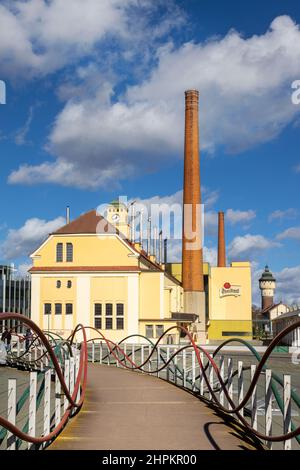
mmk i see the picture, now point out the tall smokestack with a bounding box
[218,211,226,267]
[182,90,206,342]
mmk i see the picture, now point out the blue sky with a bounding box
[0,0,300,304]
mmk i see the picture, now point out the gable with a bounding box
[31,233,139,268]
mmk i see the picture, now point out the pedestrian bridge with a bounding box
[0,313,300,451]
[49,364,261,450]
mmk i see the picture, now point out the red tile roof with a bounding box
[53,210,118,235]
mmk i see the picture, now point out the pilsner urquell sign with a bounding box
[219,282,241,298]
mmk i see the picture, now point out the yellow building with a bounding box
[166,261,252,341]
[29,205,187,343]
[30,200,252,343]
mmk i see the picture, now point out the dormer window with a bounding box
[56,243,63,262]
[66,243,73,262]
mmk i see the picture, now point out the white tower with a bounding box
[106,200,130,239]
[259,265,276,310]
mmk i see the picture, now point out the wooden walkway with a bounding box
[48,364,263,450]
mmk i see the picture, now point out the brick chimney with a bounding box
[217,211,226,267]
[182,90,206,342]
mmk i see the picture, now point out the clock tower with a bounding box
[106,200,130,240]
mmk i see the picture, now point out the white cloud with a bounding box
[225,209,256,225]
[228,234,281,260]
[0,0,184,79]
[9,15,300,189]
[275,266,300,304]
[0,216,65,260]
[268,208,299,222]
[277,226,300,240]
[16,263,32,277]
[130,188,219,241]
[0,0,135,78]
[164,239,217,265]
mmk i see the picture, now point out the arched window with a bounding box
[56,243,63,262]
[66,243,73,262]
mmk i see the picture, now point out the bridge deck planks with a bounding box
[48,364,263,450]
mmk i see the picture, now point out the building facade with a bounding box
[166,261,252,341]
[0,265,31,332]
[29,208,186,343]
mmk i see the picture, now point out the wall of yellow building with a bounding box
[139,272,162,320]
[166,262,209,282]
[32,234,138,268]
[208,320,253,341]
[39,276,77,332]
[139,320,179,343]
[208,263,252,340]
[89,276,129,343]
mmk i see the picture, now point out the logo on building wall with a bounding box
[219,282,241,298]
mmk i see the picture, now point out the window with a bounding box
[56,280,61,288]
[94,303,102,329]
[66,243,73,262]
[56,243,63,262]
[44,303,51,315]
[146,325,154,338]
[55,303,62,315]
[66,303,73,315]
[105,303,113,329]
[67,280,72,289]
[156,325,164,338]
[116,303,124,330]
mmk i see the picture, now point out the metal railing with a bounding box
[86,322,300,450]
[0,313,87,450]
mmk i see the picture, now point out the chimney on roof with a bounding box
[217,211,226,267]
[66,206,70,225]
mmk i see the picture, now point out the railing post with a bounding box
[200,352,204,396]
[251,364,257,431]
[75,353,80,404]
[166,346,170,382]
[92,341,95,363]
[132,344,135,370]
[183,349,186,387]
[148,345,152,374]
[55,372,61,428]
[174,348,178,384]
[141,345,145,374]
[7,379,16,450]
[192,349,196,391]
[157,346,160,378]
[283,374,292,450]
[69,357,75,396]
[107,345,111,366]
[219,356,224,406]
[238,361,244,419]
[43,370,51,445]
[265,369,272,449]
[64,359,70,413]
[100,341,103,364]
[28,371,37,450]
[227,357,233,409]
[208,362,213,400]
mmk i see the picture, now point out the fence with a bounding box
[86,321,300,451]
[0,313,87,450]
